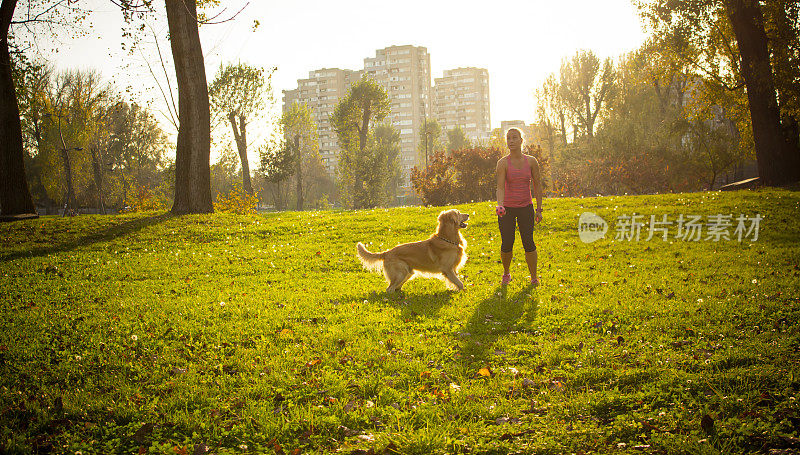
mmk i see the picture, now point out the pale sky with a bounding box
[35,0,648,162]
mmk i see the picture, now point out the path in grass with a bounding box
[1,189,799,454]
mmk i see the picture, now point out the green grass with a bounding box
[1,188,799,454]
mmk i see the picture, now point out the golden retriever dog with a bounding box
[356,209,469,293]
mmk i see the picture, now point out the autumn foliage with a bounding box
[214,184,259,214]
[124,184,170,213]
[411,145,550,206]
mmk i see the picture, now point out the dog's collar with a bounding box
[436,234,460,246]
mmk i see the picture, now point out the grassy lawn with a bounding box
[1,188,799,454]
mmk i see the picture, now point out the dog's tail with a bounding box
[356,242,385,272]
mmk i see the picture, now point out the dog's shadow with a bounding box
[457,284,540,366]
[341,289,453,320]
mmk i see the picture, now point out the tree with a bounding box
[258,139,295,210]
[281,102,318,210]
[105,101,170,208]
[450,146,503,202]
[15,58,53,206]
[410,150,455,206]
[535,74,570,149]
[558,50,615,143]
[63,70,113,213]
[418,117,444,164]
[1,0,90,217]
[487,128,507,151]
[210,143,239,199]
[330,76,390,209]
[1,0,35,217]
[446,126,471,152]
[370,123,402,204]
[164,0,212,213]
[411,145,507,205]
[209,62,274,195]
[638,0,800,185]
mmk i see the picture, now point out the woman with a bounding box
[495,127,543,286]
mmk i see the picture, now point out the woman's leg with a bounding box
[498,209,516,276]
[501,251,513,275]
[525,250,538,283]
[517,205,538,282]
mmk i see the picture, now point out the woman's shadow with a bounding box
[457,284,539,366]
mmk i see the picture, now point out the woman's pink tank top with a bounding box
[504,158,532,208]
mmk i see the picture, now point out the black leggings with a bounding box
[498,204,536,253]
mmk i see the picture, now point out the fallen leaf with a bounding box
[548,380,565,392]
[477,367,493,378]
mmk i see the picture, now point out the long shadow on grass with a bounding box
[457,285,539,366]
[341,289,453,320]
[0,213,174,262]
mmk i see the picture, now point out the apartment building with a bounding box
[433,67,491,142]
[500,120,538,145]
[363,45,432,187]
[283,46,432,192]
[282,68,361,174]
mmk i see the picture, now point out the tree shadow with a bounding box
[0,213,175,262]
[339,289,454,320]
[457,284,540,366]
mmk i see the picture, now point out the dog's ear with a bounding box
[449,210,460,225]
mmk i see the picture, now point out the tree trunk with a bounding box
[558,112,567,146]
[294,134,303,210]
[268,181,283,210]
[60,147,76,215]
[121,168,127,211]
[90,146,105,214]
[0,0,37,218]
[584,96,594,142]
[166,0,212,214]
[228,112,253,195]
[725,0,800,185]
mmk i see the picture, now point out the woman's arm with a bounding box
[496,158,506,207]
[530,157,543,219]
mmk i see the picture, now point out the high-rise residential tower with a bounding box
[363,45,432,191]
[282,68,361,174]
[432,67,491,142]
[283,46,431,193]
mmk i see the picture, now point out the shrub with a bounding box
[214,185,259,214]
[124,184,170,212]
[410,150,456,206]
[412,145,549,206]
